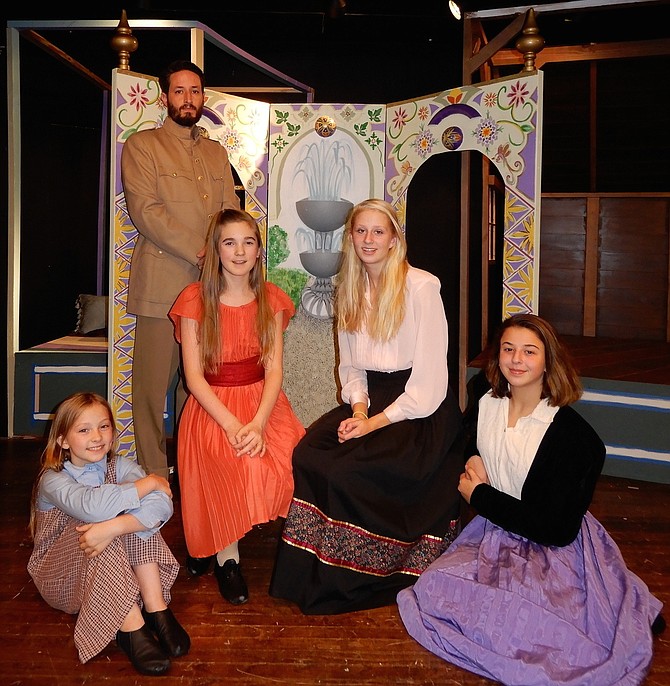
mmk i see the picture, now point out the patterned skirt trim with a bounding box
[281,497,459,578]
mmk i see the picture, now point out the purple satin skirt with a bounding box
[398,512,662,686]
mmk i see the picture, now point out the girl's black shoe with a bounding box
[116,625,171,675]
[142,607,191,657]
[214,559,249,605]
[186,554,214,576]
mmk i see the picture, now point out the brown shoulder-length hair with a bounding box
[485,313,583,406]
[29,392,116,540]
[199,209,275,371]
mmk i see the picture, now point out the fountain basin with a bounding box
[296,198,353,233]
[299,251,343,279]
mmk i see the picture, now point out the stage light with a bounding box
[449,1,462,20]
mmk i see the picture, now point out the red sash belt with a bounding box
[205,355,264,387]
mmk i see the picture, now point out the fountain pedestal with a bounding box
[296,198,352,320]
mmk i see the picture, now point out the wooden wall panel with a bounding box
[597,198,669,340]
[540,195,670,342]
[539,198,586,335]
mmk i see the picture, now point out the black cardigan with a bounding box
[468,398,606,547]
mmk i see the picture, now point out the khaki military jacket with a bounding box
[121,116,240,318]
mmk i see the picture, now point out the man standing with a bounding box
[121,60,240,479]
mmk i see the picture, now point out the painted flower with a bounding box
[366,132,382,150]
[505,194,527,228]
[418,106,430,121]
[340,105,357,122]
[392,107,409,130]
[222,129,241,153]
[247,107,264,125]
[297,106,313,122]
[483,91,498,108]
[519,214,535,254]
[238,155,251,171]
[474,115,500,147]
[494,143,511,165]
[128,83,149,111]
[272,136,287,153]
[414,129,435,158]
[508,81,530,108]
[401,160,414,175]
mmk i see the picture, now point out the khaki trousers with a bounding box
[131,315,186,479]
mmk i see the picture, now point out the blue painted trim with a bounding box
[580,390,670,412]
[605,444,670,465]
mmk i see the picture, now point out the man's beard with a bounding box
[168,103,203,127]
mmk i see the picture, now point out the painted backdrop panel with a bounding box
[267,104,386,320]
[110,71,543,454]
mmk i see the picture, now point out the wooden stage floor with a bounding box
[1,434,668,685]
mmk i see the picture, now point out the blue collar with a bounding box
[63,455,108,479]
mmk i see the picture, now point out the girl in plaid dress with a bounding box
[28,392,189,676]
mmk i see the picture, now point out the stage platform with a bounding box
[468,335,670,484]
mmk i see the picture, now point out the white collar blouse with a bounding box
[477,391,559,499]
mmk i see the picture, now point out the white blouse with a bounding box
[477,391,558,498]
[338,266,449,423]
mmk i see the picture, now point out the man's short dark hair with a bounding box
[159,60,205,93]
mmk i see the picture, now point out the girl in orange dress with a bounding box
[169,209,305,604]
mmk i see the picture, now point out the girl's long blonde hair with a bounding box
[29,392,117,540]
[336,198,408,341]
[199,209,275,371]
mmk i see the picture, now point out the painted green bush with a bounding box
[267,224,309,308]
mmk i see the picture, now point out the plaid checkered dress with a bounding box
[27,454,180,663]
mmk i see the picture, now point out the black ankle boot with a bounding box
[214,559,248,605]
[142,607,191,657]
[116,624,171,675]
[186,554,214,576]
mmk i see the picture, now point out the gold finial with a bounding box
[515,8,545,72]
[110,9,138,71]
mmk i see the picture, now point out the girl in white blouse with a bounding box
[398,314,664,686]
[270,198,465,614]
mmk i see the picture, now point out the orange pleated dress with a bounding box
[169,281,305,558]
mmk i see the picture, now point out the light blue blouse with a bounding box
[37,455,172,540]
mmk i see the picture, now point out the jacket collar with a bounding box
[162,115,199,141]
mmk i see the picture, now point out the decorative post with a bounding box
[110,10,138,71]
[515,8,545,72]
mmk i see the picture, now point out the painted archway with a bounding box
[385,73,543,316]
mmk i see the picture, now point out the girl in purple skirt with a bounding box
[398,314,664,686]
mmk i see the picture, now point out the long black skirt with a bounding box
[269,369,465,615]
